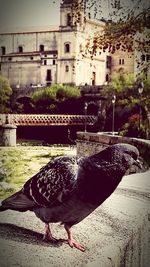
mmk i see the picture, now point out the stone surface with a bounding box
[0,170,149,267]
[76,132,150,169]
[0,124,17,147]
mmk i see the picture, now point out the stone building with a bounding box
[0,0,111,88]
[111,49,150,78]
[0,0,149,89]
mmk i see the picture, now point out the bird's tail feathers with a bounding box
[0,190,35,212]
[0,205,7,211]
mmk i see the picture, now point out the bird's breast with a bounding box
[34,194,96,225]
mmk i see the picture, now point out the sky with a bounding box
[0,0,61,31]
[0,0,149,32]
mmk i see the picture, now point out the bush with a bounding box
[31,84,81,114]
[0,75,12,113]
[119,113,147,138]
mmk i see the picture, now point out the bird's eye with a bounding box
[125,150,137,160]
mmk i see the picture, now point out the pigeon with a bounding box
[0,143,140,251]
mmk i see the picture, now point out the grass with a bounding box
[0,145,76,198]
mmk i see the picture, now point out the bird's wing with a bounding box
[22,156,80,207]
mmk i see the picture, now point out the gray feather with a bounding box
[0,143,140,228]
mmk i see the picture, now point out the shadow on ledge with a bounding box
[0,223,64,248]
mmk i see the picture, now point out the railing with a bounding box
[0,114,97,126]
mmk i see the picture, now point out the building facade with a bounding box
[0,0,148,90]
[0,0,111,89]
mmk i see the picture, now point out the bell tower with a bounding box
[58,0,86,85]
[60,0,85,30]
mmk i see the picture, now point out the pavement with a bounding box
[0,170,150,267]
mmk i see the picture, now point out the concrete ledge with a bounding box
[85,170,150,267]
[0,170,149,267]
[76,132,150,167]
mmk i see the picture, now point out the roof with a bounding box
[2,50,58,57]
[0,25,59,34]
[2,52,41,57]
[62,0,76,4]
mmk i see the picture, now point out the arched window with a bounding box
[18,46,23,53]
[106,74,109,82]
[39,45,44,52]
[64,43,70,53]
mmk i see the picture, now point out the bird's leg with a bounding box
[43,223,56,242]
[64,224,85,252]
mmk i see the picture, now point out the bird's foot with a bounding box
[43,223,57,243]
[43,233,57,243]
[64,224,85,252]
[67,238,85,252]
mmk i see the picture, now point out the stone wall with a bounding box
[76,132,150,167]
[76,132,150,266]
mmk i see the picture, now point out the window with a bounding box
[92,72,96,85]
[30,56,33,60]
[67,13,71,26]
[146,54,150,61]
[106,74,109,82]
[141,54,150,62]
[1,46,6,55]
[141,54,145,61]
[119,58,125,65]
[44,60,47,65]
[79,44,83,53]
[39,45,44,52]
[106,56,111,69]
[46,69,52,81]
[77,14,81,24]
[53,60,56,65]
[65,65,69,72]
[8,57,12,61]
[64,43,70,53]
[18,46,23,53]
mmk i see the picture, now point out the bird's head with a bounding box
[82,143,141,182]
[78,143,141,205]
[89,143,141,176]
[109,143,141,171]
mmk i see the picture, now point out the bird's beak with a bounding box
[133,158,142,169]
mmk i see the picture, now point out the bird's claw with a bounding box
[43,234,57,243]
[67,239,85,252]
